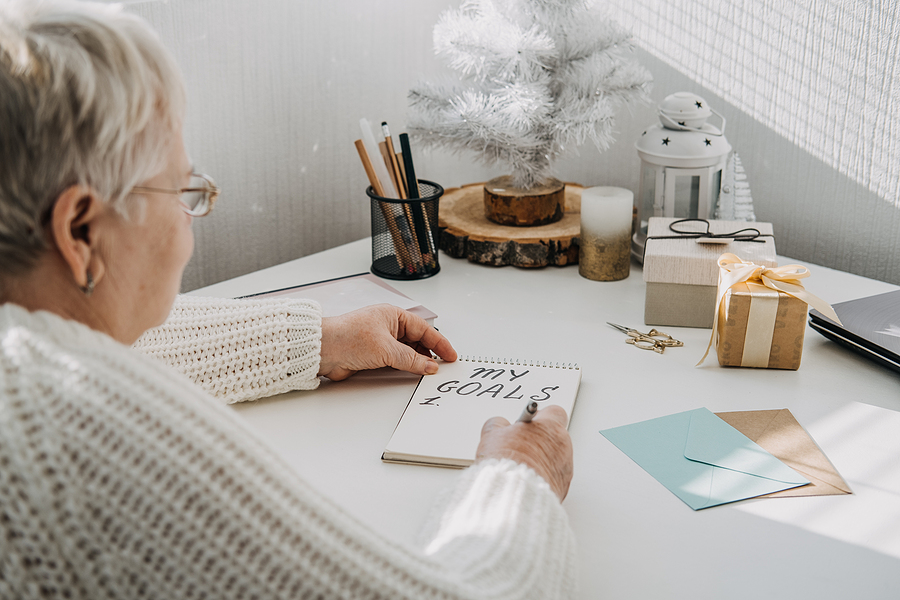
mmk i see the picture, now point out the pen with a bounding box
[397,133,419,198]
[398,133,435,260]
[517,401,538,423]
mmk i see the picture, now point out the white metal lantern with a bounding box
[632,92,733,262]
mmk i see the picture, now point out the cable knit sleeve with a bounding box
[132,295,322,403]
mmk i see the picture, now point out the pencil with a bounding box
[395,152,408,194]
[354,139,384,197]
[381,122,407,199]
[378,141,402,196]
[354,139,412,271]
[359,118,397,198]
[378,139,424,270]
[382,122,423,270]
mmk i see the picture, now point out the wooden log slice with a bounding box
[483,176,566,226]
[439,182,583,267]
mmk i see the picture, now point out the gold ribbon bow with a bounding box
[698,253,843,366]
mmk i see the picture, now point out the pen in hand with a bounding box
[517,400,539,423]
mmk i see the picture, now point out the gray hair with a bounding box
[0,0,186,277]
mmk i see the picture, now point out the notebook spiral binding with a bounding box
[458,355,580,370]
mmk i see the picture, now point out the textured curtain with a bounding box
[608,0,900,208]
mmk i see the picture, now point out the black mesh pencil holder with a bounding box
[368,180,443,280]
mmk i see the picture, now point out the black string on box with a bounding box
[642,218,774,262]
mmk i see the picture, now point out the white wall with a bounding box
[127,0,900,290]
[130,0,452,291]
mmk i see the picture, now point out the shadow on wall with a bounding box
[415,47,900,286]
[630,48,900,286]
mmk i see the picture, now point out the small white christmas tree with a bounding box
[408,0,652,190]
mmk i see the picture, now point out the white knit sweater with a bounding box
[133,295,324,403]
[0,301,577,599]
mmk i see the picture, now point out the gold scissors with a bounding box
[607,322,684,354]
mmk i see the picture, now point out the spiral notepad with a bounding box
[382,356,582,468]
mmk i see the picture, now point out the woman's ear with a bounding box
[49,185,107,289]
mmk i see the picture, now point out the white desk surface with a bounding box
[195,238,900,599]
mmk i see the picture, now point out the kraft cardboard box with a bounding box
[643,217,777,328]
[715,282,807,370]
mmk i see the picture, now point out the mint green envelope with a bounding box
[601,408,810,510]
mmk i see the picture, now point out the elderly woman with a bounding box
[0,1,576,598]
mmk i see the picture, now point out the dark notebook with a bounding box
[809,289,900,375]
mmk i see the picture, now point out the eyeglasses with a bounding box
[132,172,220,217]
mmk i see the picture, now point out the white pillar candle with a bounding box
[579,186,633,281]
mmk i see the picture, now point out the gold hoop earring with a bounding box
[81,271,95,297]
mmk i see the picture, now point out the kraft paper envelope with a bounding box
[601,408,810,510]
[714,409,852,498]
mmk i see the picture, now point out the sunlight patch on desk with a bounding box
[737,402,900,559]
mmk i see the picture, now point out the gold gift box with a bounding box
[698,253,841,370]
[715,282,808,370]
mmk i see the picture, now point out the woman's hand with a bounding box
[318,304,457,381]
[475,405,574,501]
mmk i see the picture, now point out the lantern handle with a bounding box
[659,108,727,136]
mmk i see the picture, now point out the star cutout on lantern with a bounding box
[704,138,712,146]
[695,101,703,108]
[662,137,671,145]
